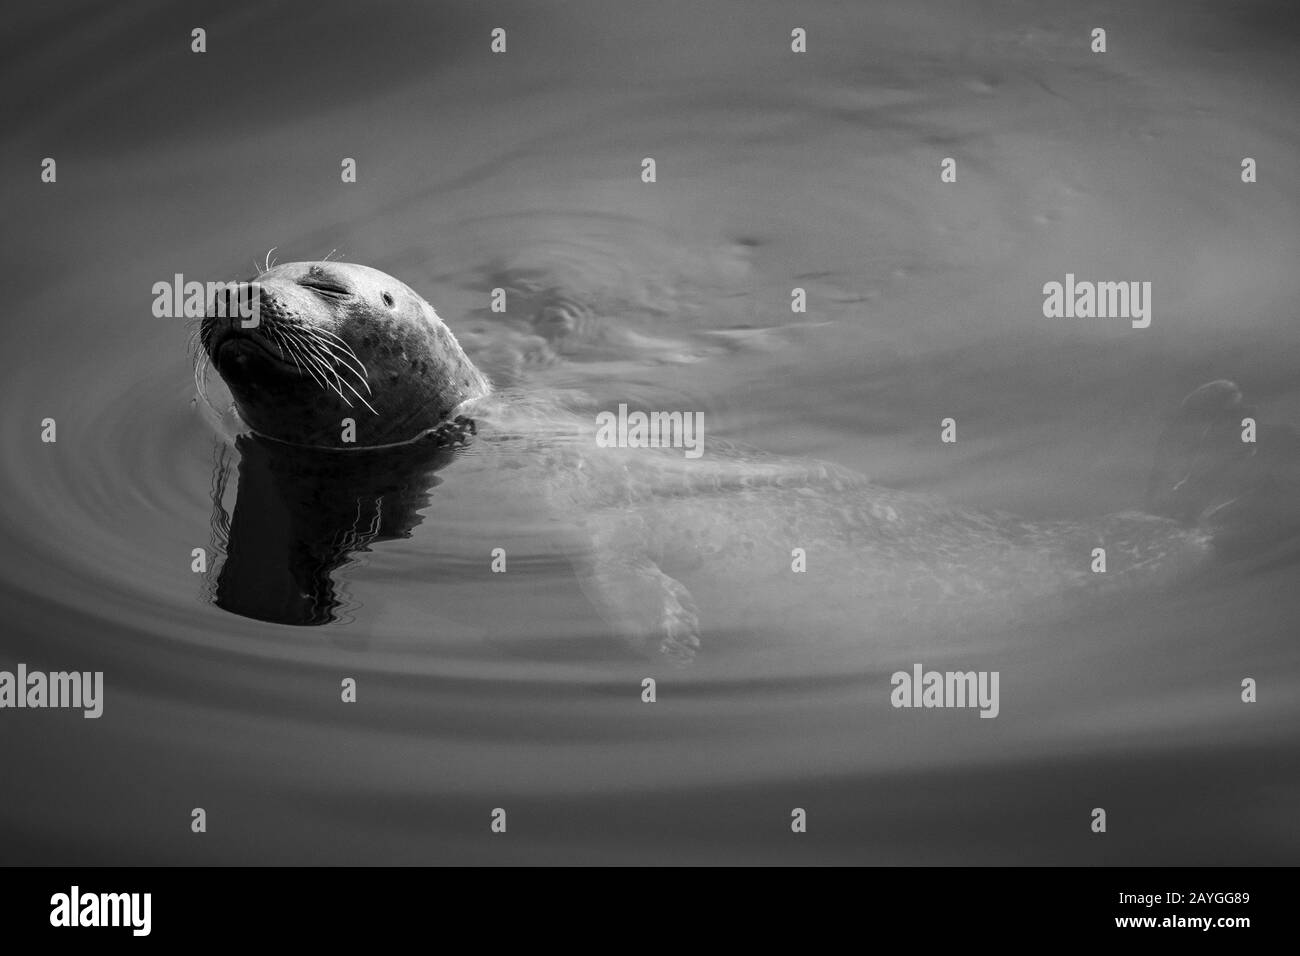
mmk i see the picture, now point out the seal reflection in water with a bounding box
[208,428,470,626]
[198,262,1300,655]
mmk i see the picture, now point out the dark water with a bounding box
[1,0,1298,864]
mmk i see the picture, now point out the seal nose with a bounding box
[205,282,264,328]
[202,283,267,363]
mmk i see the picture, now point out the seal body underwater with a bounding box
[200,262,1291,661]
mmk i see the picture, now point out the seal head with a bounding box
[201,261,489,448]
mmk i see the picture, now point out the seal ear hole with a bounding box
[382,292,395,308]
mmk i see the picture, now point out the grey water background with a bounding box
[1,0,1298,864]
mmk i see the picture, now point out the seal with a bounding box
[200,262,488,449]
[199,262,1295,661]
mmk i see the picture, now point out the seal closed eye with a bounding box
[297,274,352,299]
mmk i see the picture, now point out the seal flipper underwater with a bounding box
[198,261,1295,661]
[570,508,703,665]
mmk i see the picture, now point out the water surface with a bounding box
[1,0,1298,863]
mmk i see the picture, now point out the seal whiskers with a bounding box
[286,325,377,413]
